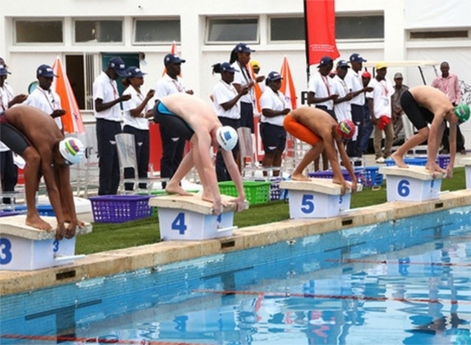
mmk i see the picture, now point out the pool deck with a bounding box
[1,188,470,296]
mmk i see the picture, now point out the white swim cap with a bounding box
[216,126,238,151]
[59,137,85,165]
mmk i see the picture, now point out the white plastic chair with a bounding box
[115,133,167,194]
[237,127,277,180]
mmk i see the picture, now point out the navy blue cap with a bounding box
[220,62,236,73]
[164,53,186,65]
[336,60,350,68]
[36,64,58,78]
[266,71,283,81]
[349,53,367,63]
[318,56,334,67]
[126,66,146,78]
[108,57,127,76]
[0,64,10,76]
[234,43,255,53]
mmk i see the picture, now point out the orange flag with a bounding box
[279,56,297,110]
[248,62,262,114]
[162,41,178,76]
[52,57,85,133]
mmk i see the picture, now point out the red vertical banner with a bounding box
[304,0,339,65]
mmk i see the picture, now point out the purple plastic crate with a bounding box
[437,155,450,169]
[89,195,152,223]
[308,168,362,182]
[0,210,20,217]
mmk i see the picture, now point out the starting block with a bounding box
[149,194,248,241]
[0,216,92,271]
[379,166,444,202]
[462,158,471,189]
[280,179,354,219]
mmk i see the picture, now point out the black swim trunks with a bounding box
[400,89,435,130]
[0,112,30,155]
[153,100,194,141]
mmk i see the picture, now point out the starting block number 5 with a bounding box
[301,195,315,214]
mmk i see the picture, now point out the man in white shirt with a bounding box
[307,56,339,118]
[345,53,373,157]
[24,64,66,130]
[93,56,131,195]
[154,54,193,186]
[366,62,395,163]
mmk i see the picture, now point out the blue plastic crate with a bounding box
[13,204,55,216]
[385,157,427,167]
[361,166,384,187]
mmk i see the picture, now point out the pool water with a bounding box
[1,206,471,345]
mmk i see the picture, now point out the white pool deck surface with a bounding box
[0,153,470,296]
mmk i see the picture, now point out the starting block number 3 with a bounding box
[0,237,61,265]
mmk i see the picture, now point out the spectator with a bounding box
[121,66,155,191]
[431,61,466,154]
[259,71,291,176]
[250,59,265,92]
[230,43,265,133]
[332,60,353,122]
[23,64,66,129]
[307,56,339,170]
[367,62,395,163]
[211,62,248,181]
[93,56,131,195]
[0,62,27,204]
[359,71,373,153]
[345,53,373,157]
[154,54,193,186]
[391,72,409,145]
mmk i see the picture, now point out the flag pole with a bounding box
[303,0,311,84]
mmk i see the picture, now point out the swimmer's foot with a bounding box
[291,173,310,182]
[26,213,53,231]
[165,183,192,196]
[391,153,408,168]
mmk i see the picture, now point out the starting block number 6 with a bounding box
[398,179,411,197]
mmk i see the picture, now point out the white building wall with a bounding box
[1,0,471,135]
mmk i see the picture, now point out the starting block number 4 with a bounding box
[170,213,225,235]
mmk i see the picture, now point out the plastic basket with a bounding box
[385,157,427,166]
[12,205,55,216]
[89,195,152,223]
[437,155,450,169]
[218,181,271,205]
[308,168,363,182]
[361,166,384,187]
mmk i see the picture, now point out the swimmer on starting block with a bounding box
[283,107,358,195]
[0,106,85,240]
[153,93,245,215]
[391,85,470,177]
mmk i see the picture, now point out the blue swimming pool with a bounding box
[1,206,471,344]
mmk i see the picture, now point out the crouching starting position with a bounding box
[391,85,470,177]
[153,93,245,215]
[283,107,358,195]
[0,106,85,240]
